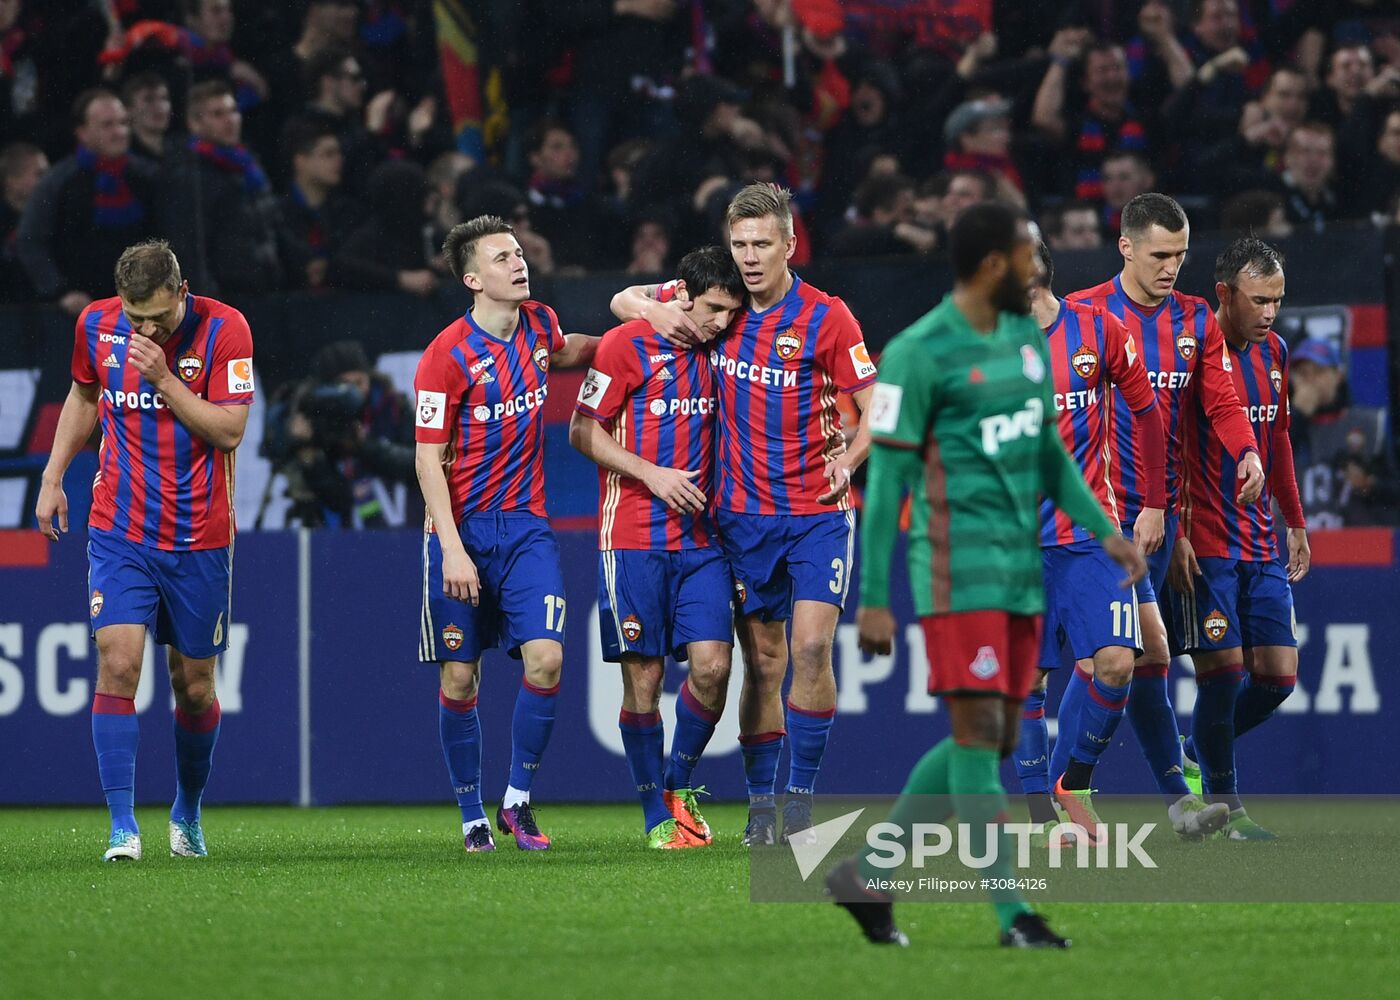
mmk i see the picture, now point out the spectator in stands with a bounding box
[625,211,672,275]
[1350,108,1400,219]
[819,59,906,236]
[299,48,380,196]
[942,95,1026,206]
[1043,200,1103,251]
[166,79,284,294]
[184,0,268,103]
[0,141,46,302]
[828,173,935,257]
[261,339,417,529]
[281,119,352,291]
[939,168,996,225]
[457,176,557,276]
[1124,1,1197,109]
[524,119,598,270]
[1219,189,1292,237]
[122,73,175,163]
[17,88,158,313]
[426,150,474,245]
[1312,43,1400,185]
[334,159,439,296]
[1198,66,1308,197]
[255,0,359,155]
[1101,148,1156,233]
[1270,121,1343,232]
[1032,40,1152,203]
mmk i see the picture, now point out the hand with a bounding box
[1138,1,1174,44]
[1133,506,1166,556]
[1167,535,1201,594]
[642,465,707,514]
[1364,63,1400,98]
[728,116,767,150]
[365,89,398,133]
[647,298,703,347]
[231,60,270,99]
[59,291,93,316]
[408,96,437,141]
[892,222,938,254]
[1203,46,1250,81]
[1047,27,1090,63]
[1101,532,1148,588]
[856,605,896,656]
[127,334,173,389]
[825,429,850,460]
[1236,451,1265,504]
[398,269,439,296]
[818,453,855,505]
[1285,527,1311,583]
[692,174,732,213]
[442,545,481,605]
[35,477,68,541]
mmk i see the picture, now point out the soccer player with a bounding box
[1067,194,1264,807]
[413,215,598,852]
[1012,239,1226,841]
[569,247,745,849]
[828,203,1146,949]
[611,184,877,847]
[35,240,254,861]
[1168,238,1309,840]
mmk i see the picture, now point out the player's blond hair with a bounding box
[114,240,182,302]
[725,183,794,239]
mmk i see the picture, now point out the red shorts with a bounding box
[921,611,1042,701]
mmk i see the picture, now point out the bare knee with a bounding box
[1092,649,1135,688]
[521,640,563,690]
[948,697,1005,751]
[96,634,144,697]
[439,661,480,702]
[168,651,217,712]
[789,631,833,679]
[687,646,731,704]
[622,658,664,714]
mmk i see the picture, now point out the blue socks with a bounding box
[509,679,558,792]
[172,699,221,824]
[1192,662,1245,810]
[785,700,835,795]
[92,693,139,834]
[619,710,670,831]
[1061,675,1129,789]
[438,690,485,824]
[1048,666,1090,788]
[740,731,785,807]
[1127,661,1190,798]
[1014,688,1050,794]
[665,682,718,791]
[1184,671,1295,763]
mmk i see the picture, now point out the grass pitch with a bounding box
[1,804,1395,999]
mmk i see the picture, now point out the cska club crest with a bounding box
[1071,345,1099,380]
[621,615,643,643]
[442,624,464,652]
[1204,610,1230,642]
[969,645,1000,680]
[90,590,104,619]
[1176,333,1197,361]
[176,350,204,383]
[734,579,748,605]
[775,329,802,361]
[1270,367,1283,395]
[533,345,550,373]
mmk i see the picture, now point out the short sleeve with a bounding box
[72,308,96,385]
[544,304,566,354]
[575,327,645,422]
[207,309,255,405]
[818,298,878,393]
[413,339,466,444]
[866,335,935,449]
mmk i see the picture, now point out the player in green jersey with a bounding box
[826,202,1146,949]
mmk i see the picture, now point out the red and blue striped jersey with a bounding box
[702,275,876,515]
[1068,276,1258,521]
[574,319,716,551]
[1039,298,1164,546]
[1182,330,1306,560]
[413,301,565,523]
[71,294,253,551]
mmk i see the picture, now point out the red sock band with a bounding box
[1195,662,1246,685]
[439,690,478,712]
[679,682,720,724]
[92,693,135,715]
[1133,662,1169,680]
[523,679,560,697]
[1251,672,1296,687]
[619,709,661,728]
[786,699,836,719]
[739,730,786,746]
[175,697,221,733]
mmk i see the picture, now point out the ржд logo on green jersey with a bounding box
[979,397,1043,456]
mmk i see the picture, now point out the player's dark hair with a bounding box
[115,239,183,301]
[950,201,1026,282]
[284,116,339,163]
[188,79,234,116]
[676,245,744,302]
[1215,237,1285,288]
[442,215,515,279]
[120,71,169,107]
[72,88,120,129]
[1036,237,1054,291]
[1120,192,1187,240]
[853,173,913,219]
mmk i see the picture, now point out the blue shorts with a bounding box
[87,527,233,659]
[419,511,566,663]
[1038,542,1143,669]
[598,547,734,662]
[1167,557,1297,654]
[1126,510,1178,606]
[716,509,855,621]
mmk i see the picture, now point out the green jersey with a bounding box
[859,294,1116,617]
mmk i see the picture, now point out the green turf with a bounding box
[2,804,1396,999]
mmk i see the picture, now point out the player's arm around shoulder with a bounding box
[609,278,703,346]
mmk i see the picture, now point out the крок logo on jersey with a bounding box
[1071,345,1098,379]
[1270,367,1283,395]
[90,590,104,619]
[1204,609,1229,642]
[176,350,204,383]
[969,645,1000,680]
[442,624,464,652]
[621,615,643,643]
[775,328,802,361]
[533,345,550,373]
[1176,333,1196,361]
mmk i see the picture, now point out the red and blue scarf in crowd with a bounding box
[76,146,145,228]
[189,138,268,195]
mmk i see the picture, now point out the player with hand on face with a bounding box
[570,246,746,849]
[36,240,254,862]
[413,215,598,853]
